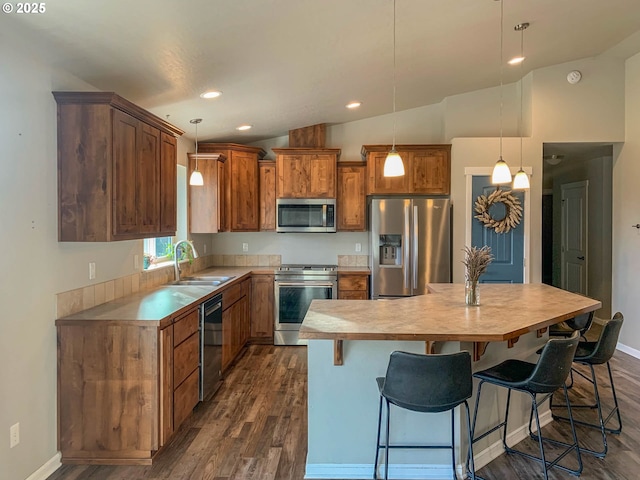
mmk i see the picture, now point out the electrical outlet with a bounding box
[134,255,139,269]
[89,262,96,280]
[204,244,207,254]
[355,243,362,252]
[10,423,19,448]
[242,243,249,252]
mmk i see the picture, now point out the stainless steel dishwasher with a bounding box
[200,294,223,401]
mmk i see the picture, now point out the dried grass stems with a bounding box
[462,246,494,283]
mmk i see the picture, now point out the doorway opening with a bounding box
[542,142,613,320]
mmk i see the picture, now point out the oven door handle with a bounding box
[276,282,336,287]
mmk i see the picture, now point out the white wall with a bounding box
[613,51,640,350]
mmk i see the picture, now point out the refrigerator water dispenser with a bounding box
[379,234,402,266]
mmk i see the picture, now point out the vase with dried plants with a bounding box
[462,246,493,306]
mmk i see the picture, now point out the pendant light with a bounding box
[383,0,405,177]
[491,0,512,185]
[189,118,204,186]
[512,22,530,190]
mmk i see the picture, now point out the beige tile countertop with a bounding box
[336,267,371,274]
[55,267,275,327]
[300,283,601,343]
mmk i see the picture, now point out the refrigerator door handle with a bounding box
[404,203,411,290]
[413,205,418,291]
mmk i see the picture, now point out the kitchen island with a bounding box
[299,283,600,479]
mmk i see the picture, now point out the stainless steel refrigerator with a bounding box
[370,197,451,298]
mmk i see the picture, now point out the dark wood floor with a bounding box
[48,331,640,480]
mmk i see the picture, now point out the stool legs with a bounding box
[552,361,623,457]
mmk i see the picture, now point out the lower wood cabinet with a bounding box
[338,273,370,300]
[251,274,274,341]
[57,305,201,465]
[221,278,251,371]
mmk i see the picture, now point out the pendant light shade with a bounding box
[384,148,405,177]
[491,0,512,185]
[492,157,512,184]
[383,0,405,177]
[512,22,530,190]
[189,118,204,186]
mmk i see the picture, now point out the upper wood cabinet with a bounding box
[188,153,226,233]
[337,162,367,231]
[362,144,451,195]
[54,92,183,241]
[197,143,266,232]
[273,148,341,198]
[259,160,276,231]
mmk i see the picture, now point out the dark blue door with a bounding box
[471,176,524,283]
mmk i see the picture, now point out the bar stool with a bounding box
[549,311,595,340]
[374,351,476,480]
[469,333,581,480]
[552,312,624,458]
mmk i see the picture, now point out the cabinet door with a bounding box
[337,164,366,231]
[367,152,411,194]
[112,109,140,237]
[189,155,221,233]
[137,123,162,234]
[308,154,336,198]
[222,307,233,371]
[251,275,274,338]
[410,149,450,195]
[259,161,276,231]
[277,154,308,198]
[159,133,177,234]
[229,151,259,231]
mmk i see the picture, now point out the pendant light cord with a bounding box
[519,23,524,170]
[392,0,397,150]
[195,121,199,170]
[499,0,504,159]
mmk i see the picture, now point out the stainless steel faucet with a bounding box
[174,240,199,281]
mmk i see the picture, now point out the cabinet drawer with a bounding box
[173,332,199,387]
[174,308,199,347]
[222,282,244,308]
[339,290,369,300]
[339,275,368,291]
[173,368,199,431]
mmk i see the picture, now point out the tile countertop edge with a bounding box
[55,267,274,325]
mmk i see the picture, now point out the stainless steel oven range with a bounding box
[274,264,337,345]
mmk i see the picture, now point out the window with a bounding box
[144,236,173,263]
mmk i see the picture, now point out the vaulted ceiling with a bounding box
[5,0,640,143]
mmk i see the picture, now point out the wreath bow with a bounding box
[474,188,523,234]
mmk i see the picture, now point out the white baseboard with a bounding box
[305,410,553,480]
[25,453,61,480]
[616,342,640,359]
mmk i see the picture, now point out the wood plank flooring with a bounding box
[48,333,640,480]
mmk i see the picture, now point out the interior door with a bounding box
[471,176,524,283]
[561,181,588,294]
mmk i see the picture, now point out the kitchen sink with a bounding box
[170,275,235,287]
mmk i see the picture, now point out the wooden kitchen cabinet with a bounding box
[362,144,451,196]
[337,162,367,231]
[273,148,341,198]
[188,152,226,233]
[251,274,274,341]
[259,160,276,231]
[338,273,370,300]
[197,143,266,231]
[56,303,200,465]
[221,278,252,371]
[53,91,183,241]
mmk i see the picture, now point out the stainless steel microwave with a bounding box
[276,198,336,233]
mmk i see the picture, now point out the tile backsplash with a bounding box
[55,253,282,318]
[337,255,369,267]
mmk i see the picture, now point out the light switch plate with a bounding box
[89,262,96,280]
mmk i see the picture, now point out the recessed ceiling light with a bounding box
[508,56,525,65]
[236,124,252,131]
[346,101,362,109]
[200,90,222,99]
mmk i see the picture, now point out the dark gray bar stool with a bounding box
[469,333,581,480]
[374,351,476,480]
[552,312,624,458]
[549,311,595,341]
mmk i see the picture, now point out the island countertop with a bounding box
[299,283,601,343]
